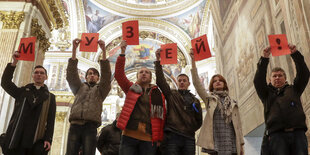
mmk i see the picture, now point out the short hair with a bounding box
[136,67,152,79]
[85,68,100,79]
[34,65,47,75]
[208,74,229,92]
[177,73,189,81]
[271,67,286,78]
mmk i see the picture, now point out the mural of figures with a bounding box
[107,38,181,88]
[133,45,153,59]
[164,0,206,38]
[108,39,160,71]
[83,0,123,33]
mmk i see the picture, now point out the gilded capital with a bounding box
[0,11,25,29]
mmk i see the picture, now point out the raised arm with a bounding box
[190,49,209,106]
[114,40,133,93]
[66,38,83,95]
[98,39,112,99]
[154,49,171,96]
[289,44,310,94]
[1,52,23,98]
[253,47,270,101]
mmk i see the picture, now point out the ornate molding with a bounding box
[56,111,67,121]
[95,0,202,17]
[31,18,51,52]
[0,11,25,29]
[37,0,67,29]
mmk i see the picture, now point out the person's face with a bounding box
[137,68,151,84]
[86,70,99,84]
[32,68,47,86]
[271,71,286,88]
[177,76,190,90]
[212,76,224,91]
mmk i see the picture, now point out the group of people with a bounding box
[0,38,309,155]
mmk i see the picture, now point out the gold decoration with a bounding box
[37,0,66,29]
[47,0,63,29]
[54,27,71,51]
[31,18,51,52]
[56,112,67,121]
[0,11,25,29]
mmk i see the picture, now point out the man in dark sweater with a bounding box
[1,52,56,155]
[254,44,310,155]
[155,49,202,155]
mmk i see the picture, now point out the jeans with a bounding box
[119,135,157,155]
[269,130,308,155]
[66,123,97,155]
[162,131,195,155]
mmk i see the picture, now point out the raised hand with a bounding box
[189,48,195,60]
[98,40,107,60]
[72,38,81,51]
[262,46,271,58]
[11,51,20,66]
[288,44,297,54]
[190,48,196,68]
[120,40,127,54]
[155,48,161,61]
[72,38,81,60]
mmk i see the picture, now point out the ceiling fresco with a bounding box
[46,0,213,91]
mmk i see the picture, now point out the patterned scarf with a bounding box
[130,84,164,119]
[211,90,233,124]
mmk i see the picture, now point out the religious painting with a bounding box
[83,0,123,33]
[107,38,182,87]
[164,0,206,38]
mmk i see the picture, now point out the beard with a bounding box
[88,81,97,86]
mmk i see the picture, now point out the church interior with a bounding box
[0,0,310,154]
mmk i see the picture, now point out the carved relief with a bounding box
[56,112,67,122]
[235,45,255,97]
[50,27,71,51]
[0,11,25,29]
[31,18,51,52]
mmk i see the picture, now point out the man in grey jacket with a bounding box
[66,38,112,155]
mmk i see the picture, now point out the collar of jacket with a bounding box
[25,83,49,92]
[178,89,190,95]
[130,83,157,94]
[84,82,97,88]
[268,82,289,94]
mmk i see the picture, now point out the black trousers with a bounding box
[5,140,48,155]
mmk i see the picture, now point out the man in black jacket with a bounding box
[97,113,121,155]
[1,52,56,155]
[155,49,202,155]
[254,44,310,155]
